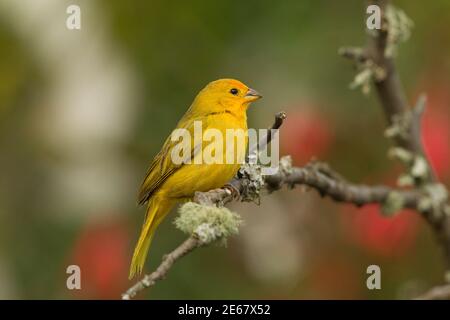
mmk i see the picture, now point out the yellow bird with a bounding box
[129,79,262,278]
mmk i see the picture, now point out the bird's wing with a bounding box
[137,116,206,205]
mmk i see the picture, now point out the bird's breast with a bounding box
[160,112,248,198]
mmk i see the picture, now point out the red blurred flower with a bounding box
[415,74,450,181]
[308,254,362,299]
[421,103,450,181]
[69,217,131,299]
[340,204,420,258]
[281,106,334,165]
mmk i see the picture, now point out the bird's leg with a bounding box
[224,180,241,201]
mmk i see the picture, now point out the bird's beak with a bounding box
[245,88,262,101]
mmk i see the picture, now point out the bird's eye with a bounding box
[230,88,239,95]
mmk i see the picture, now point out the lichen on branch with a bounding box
[175,202,243,244]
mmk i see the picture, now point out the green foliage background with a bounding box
[0,0,449,299]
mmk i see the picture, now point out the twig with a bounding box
[246,111,286,162]
[122,236,202,300]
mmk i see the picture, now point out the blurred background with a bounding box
[0,0,449,299]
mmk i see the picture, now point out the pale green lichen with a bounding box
[348,59,386,95]
[382,191,405,216]
[384,124,402,140]
[388,148,431,186]
[346,6,413,95]
[175,202,243,245]
[388,147,414,164]
[411,156,428,180]
[417,184,449,221]
[422,184,449,220]
[279,155,293,175]
[385,5,414,58]
[347,54,386,95]
[397,173,414,187]
[236,163,264,204]
[385,112,413,141]
[418,197,433,213]
[385,95,426,142]
[350,67,373,95]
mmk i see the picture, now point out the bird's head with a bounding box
[194,79,262,114]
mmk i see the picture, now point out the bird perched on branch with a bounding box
[129,79,262,278]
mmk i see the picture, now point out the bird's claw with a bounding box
[224,183,240,200]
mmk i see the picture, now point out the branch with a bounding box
[122,236,202,300]
[246,111,286,162]
[265,157,420,210]
[368,1,429,163]
[340,0,433,179]
[195,155,423,211]
[123,153,429,299]
[340,0,450,291]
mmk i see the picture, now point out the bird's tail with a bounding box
[129,196,174,279]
